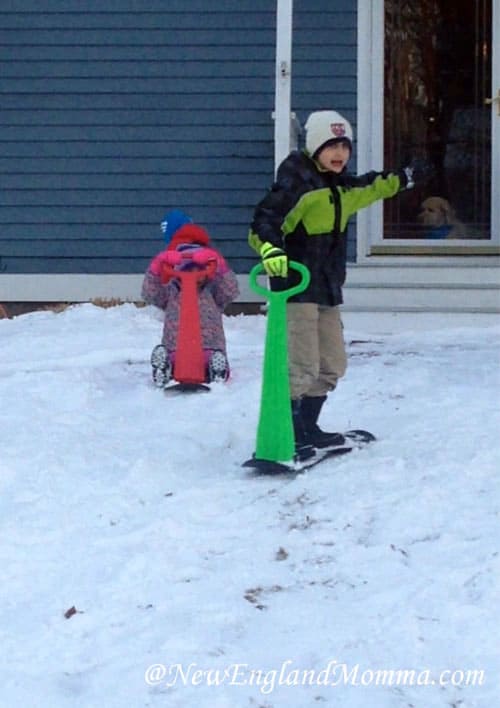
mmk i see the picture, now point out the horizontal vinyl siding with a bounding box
[0,0,359,282]
[0,1,276,275]
[293,0,358,260]
[294,0,357,113]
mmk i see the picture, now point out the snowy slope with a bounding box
[0,303,499,708]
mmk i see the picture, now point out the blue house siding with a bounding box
[0,0,358,279]
[293,0,358,260]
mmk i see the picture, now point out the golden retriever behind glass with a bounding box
[418,197,486,239]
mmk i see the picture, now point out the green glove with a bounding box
[260,242,288,277]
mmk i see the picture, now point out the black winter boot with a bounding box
[151,344,172,388]
[301,395,345,448]
[291,399,315,461]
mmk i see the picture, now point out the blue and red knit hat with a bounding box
[160,209,192,245]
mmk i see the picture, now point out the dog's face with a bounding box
[418,197,456,227]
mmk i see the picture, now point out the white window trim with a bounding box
[492,0,500,240]
[356,0,500,257]
[356,0,384,260]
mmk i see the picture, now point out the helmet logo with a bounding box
[330,123,346,137]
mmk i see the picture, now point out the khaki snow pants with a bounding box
[287,303,347,399]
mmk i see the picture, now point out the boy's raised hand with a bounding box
[260,242,288,277]
[402,158,435,189]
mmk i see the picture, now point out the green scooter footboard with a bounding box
[248,261,310,462]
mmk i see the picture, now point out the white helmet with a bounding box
[304,110,353,157]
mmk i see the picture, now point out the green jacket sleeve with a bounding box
[339,171,405,230]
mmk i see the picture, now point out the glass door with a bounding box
[367,0,499,252]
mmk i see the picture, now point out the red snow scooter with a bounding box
[150,248,225,393]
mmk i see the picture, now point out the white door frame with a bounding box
[274,0,294,171]
[356,0,500,258]
[492,0,500,241]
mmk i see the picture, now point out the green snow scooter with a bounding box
[242,261,375,474]
[243,261,311,468]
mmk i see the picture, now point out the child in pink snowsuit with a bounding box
[141,210,239,386]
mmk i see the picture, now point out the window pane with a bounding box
[384,0,492,239]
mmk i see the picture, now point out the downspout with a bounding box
[274,0,295,173]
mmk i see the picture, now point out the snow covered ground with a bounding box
[1,303,499,708]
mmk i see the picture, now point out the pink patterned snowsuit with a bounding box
[141,224,239,358]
